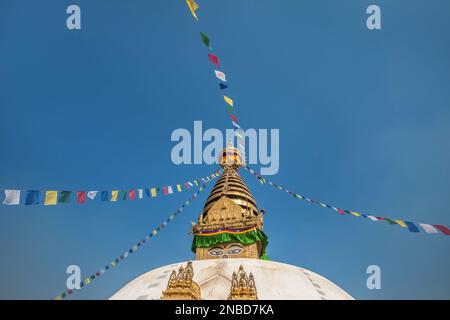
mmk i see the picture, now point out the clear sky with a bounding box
[1,0,449,299]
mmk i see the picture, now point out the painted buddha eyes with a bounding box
[227,245,243,255]
[208,247,224,256]
[208,244,243,257]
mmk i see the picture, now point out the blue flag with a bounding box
[405,221,420,233]
[101,191,109,201]
[25,190,40,205]
[219,83,228,90]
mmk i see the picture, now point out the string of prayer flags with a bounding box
[200,32,210,48]
[2,190,20,205]
[244,166,450,237]
[2,170,221,207]
[54,183,209,300]
[208,53,220,67]
[215,70,226,82]
[185,0,199,21]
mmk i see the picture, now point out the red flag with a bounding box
[163,186,168,195]
[337,208,346,215]
[208,53,220,67]
[230,114,238,122]
[433,225,450,235]
[77,191,86,205]
[129,189,136,200]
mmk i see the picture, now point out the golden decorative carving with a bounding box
[161,261,201,300]
[228,265,258,300]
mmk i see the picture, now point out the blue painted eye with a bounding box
[227,247,243,255]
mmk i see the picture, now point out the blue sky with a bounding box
[1,0,449,299]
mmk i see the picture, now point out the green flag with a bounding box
[200,32,210,48]
[121,190,127,200]
[59,191,72,204]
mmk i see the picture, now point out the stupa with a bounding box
[110,146,353,300]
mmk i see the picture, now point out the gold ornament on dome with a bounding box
[228,265,258,300]
[161,261,201,300]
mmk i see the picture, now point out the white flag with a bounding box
[214,70,226,82]
[138,189,143,199]
[367,215,379,221]
[419,223,438,234]
[3,190,20,205]
[167,186,173,194]
[87,191,98,200]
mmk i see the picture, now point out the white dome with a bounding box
[110,258,353,300]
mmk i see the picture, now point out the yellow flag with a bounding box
[395,219,407,227]
[84,278,91,285]
[224,95,234,107]
[177,184,182,192]
[186,0,199,21]
[350,211,361,217]
[44,191,58,205]
[151,188,157,197]
[111,190,118,202]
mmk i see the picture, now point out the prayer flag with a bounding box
[138,189,143,199]
[129,189,136,200]
[121,190,127,200]
[214,70,226,82]
[25,190,39,205]
[145,189,150,197]
[3,190,20,205]
[59,191,71,204]
[232,121,240,129]
[367,215,378,221]
[177,184,182,192]
[151,188,157,197]
[87,191,98,200]
[419,223,438,234]
[200,32,210,47]
[230,114,238,122]
[163,186,168,195]
[111,190,119,202]
[186,0,199,21]
[224,95,233,106]
[208,53,220,67]
[405,221,420,233]
[433,225,450,235]
[101,191,109,201]
[219,83,228,90]
[77,191,87,204]
[44,191,58,205]
[168,186,173,194]
[350,211,361,217]
[394,220,407,227]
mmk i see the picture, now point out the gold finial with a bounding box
[161,261,201,300]
[228,265,258,300]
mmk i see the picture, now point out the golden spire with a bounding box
[191,146,267,260]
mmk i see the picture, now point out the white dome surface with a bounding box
[110,259,353,300]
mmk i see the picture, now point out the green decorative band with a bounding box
[191,228,269,258]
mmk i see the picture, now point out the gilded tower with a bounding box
[191,146,269,260]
